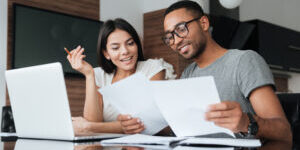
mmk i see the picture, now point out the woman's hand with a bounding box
[72,117,93,134]
[117,114,145,134]
[75,145,102,150]
[66,45,94,76]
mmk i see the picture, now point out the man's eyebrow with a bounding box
[165,21,185,33]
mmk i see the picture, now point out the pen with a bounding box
[64,47,71,56]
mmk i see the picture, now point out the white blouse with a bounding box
[94,58,176,122]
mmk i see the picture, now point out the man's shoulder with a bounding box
[180,49,261,78]
[222,49,261,65]
[226,49,258,59]
[228,49,266,66]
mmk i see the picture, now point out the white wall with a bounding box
[191,0,210,14]
[288,73,300,93]
[100,0,209,38]
[0,1,7,148]
[0,0,8,118]
[240,0,300,32]
[142,0,177,13]
[100,0,144,37]
[239,0,300,93]
[142,0,209,14]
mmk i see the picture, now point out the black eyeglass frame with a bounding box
[162,17,202,46]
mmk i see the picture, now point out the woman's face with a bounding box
[104,29,138,72]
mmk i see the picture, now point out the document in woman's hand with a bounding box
[99,73,168,135]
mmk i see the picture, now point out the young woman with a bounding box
[67,18,176,134]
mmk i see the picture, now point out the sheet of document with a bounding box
[174,146,234,150]
[178,137,261,148]
[99,73,168,135]
[100,134,185,146]
[149,76,235,137]
[0,132,17,137]
[100,134,259,148]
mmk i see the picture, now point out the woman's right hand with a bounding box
[72,117,93,135]
[66,45,94,76]
[117,114,145,134]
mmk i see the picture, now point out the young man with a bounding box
[163,0,292,142]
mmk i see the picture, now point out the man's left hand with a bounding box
[205,101,249,133]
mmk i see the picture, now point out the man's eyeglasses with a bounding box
[162,17,201,46]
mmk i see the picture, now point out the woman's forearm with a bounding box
[83,71,103,122]
[87,121,123,133]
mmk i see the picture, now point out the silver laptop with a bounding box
[5,62,124,141]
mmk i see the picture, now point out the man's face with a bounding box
[163,8,207,59]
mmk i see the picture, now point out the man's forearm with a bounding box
[255,116,292,143]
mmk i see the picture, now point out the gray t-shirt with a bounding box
[181,49,275,114]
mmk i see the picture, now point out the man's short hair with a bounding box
[164,0,205,18]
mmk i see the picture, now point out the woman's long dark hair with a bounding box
[97,18,144,73]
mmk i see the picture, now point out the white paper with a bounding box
[149,76,235,137]
[100,134,185,146]
[0,132,17,137]
[174,146,234,150]
[179,137,261,147]
[100,76,261,148]
[99,73,168,135]
[100,134,261,148]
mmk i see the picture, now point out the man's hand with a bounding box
[117,114,145,134]
[205,101,249,133]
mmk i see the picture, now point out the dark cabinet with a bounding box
[245,20,300,73]
[210,16,255,50]
[284,30,300,72]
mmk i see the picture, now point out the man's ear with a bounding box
[200,16,210,32]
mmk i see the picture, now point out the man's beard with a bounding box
[188,39,207,60]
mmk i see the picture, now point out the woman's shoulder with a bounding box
[137,58,177,79]
[138,58,163,67]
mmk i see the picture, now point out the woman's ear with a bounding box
[103,50,110,60]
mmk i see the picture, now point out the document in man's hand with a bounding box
[99,73,168,135]
[100,134,261,148]
[149,76,234,138]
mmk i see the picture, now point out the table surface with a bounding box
[0,136,294,150]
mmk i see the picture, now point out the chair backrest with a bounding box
[277,93,300,147]
[1,106,15,133]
